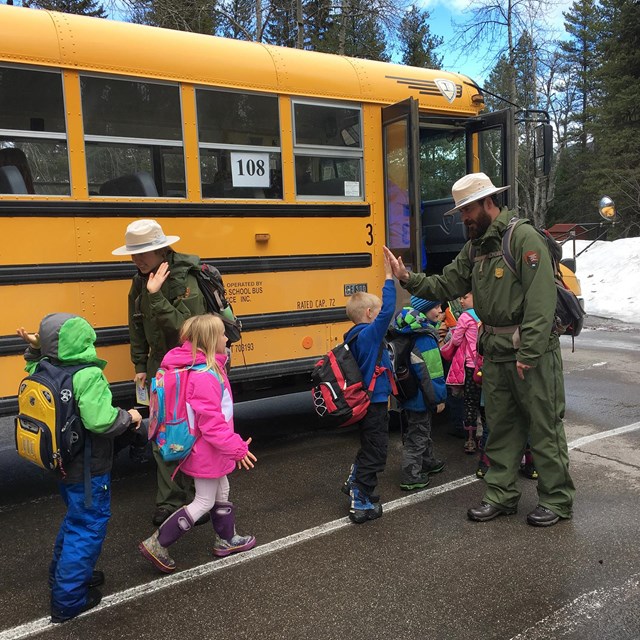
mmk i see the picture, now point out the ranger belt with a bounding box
[482,324,521,350]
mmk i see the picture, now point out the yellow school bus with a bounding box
[0,5,521,414]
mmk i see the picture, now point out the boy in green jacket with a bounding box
[18,313,142,622]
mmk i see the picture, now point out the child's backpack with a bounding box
[149,363,223,463]
[311,331,388,428]
[14,360,90,474]
[387,334,420,402]
[469,217,585,339]
[191,263,242,344]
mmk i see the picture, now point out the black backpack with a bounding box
[387,334,420,402]
[191,263,242,344]
[470,217,585,339]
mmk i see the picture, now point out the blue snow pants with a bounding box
[50,473,111,619]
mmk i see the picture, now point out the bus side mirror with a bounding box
[534,123,553,177]
[598,196,617,222]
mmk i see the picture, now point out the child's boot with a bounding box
[463,425,477,454]
[476,451,491,478]
[349,486,382,524]
[519,446,538,480]
[138,507,194,573]
[211,501,256,557]
[341,464,380,502]
[341,463,357,496]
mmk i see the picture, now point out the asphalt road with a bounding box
[1,316,639,640]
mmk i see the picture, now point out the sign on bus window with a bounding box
[231,152,270,188]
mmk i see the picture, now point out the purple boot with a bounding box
[138,507,193,573]
[210,502,256,558]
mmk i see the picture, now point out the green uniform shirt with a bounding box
[405,208,558,366]
[128,250,206,380]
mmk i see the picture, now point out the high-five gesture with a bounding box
[383,246,410,284]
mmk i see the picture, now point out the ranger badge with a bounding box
[495,267,504,278]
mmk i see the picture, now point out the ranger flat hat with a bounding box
[444,172,510,216]
[112,219,180,255]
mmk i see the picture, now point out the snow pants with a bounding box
[50,473,111,619]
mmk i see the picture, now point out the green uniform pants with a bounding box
[482,348,575,518]
[152,442,195,511]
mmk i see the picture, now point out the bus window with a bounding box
[293,101,363,199]
[196,88,282,199]
[477,126,503,189]
[0,66,70,195]
[81,76,184,197]
[419,127,466,201]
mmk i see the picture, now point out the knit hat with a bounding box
[410,296,441,315]
[394,307,430,333]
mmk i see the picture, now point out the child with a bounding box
[17,313,142,623]
[390,301,447,490]
[341,252,396,524]
[138,314,256,573]
[440,292,484,456]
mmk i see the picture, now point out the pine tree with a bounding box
[264,0,297,46]
[127,0,219,34]
[398,5,443,69]
[559,0,603,151]
[591,0,640,236]
[24,0,107,17]
[304,0,333,51]
[217,0,255,40]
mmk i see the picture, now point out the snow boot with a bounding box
[349,486,382,524]
[211,502,256,558]
[138,507,194,573]
[463,425,477,454]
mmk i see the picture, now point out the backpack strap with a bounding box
[500,216,526,277]
[347,328,396,395]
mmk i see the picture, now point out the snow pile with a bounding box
[562,238,640,323]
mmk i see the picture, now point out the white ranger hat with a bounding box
[112,219,180,256]
[444,172,510,216]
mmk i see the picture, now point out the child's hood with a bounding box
[161,341,227,370]
[38,313,106,369]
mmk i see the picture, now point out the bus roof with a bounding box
[0,5,483,115]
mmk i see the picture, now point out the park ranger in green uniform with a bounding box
[384,173,575,527]
[113,220,206,527]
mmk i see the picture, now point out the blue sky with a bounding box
[415,0,574,84]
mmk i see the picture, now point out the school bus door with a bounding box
[382,98,423,273]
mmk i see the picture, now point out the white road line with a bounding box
[567,421,640,450]
[508,574,640,640]
[2,421,640,640]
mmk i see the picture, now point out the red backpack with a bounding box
[311,331,391,428]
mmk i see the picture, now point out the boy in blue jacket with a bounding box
[342,253,396,523]
[390,302,447,490]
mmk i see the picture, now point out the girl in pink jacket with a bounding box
[139,314,256,573]
[440,292,485,456]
